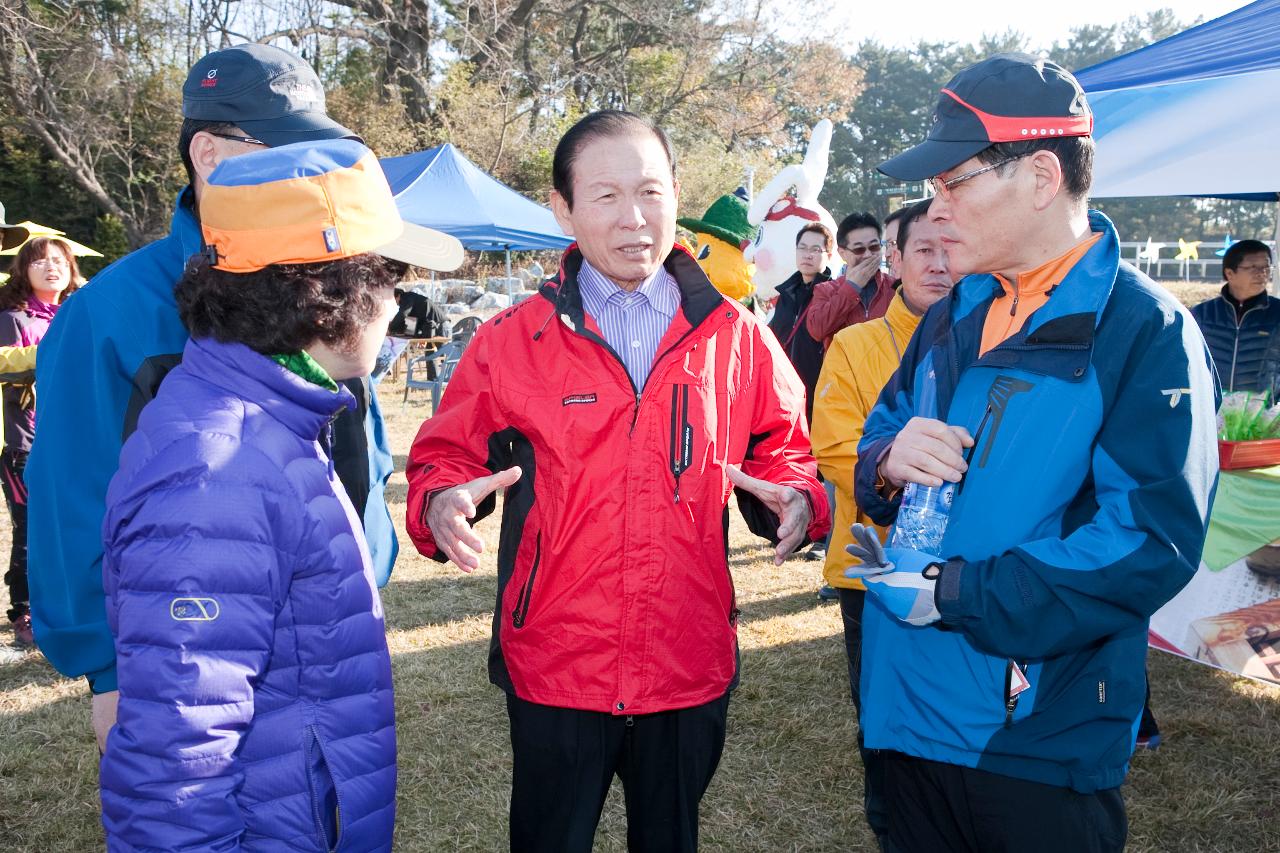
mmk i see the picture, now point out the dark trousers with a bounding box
[0,448,29,622]
[506,691,730,853]
[1138,670,1160,740]
[838,587,889,847]
[881,751,1127,853]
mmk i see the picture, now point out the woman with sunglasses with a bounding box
[0,237,82,647]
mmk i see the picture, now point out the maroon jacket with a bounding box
[805,270,896,349]
[406,245,829,715]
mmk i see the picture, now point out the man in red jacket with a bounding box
[805,211,898,349]
[406,110,828,853]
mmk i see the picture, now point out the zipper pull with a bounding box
[674,477,681,504]
[625,715,634,728]
[1009,292,1019,317]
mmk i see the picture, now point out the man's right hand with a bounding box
[425,466,523,572]
[879,417,974,489]
[848,254,882,288]
[92,689,118,753]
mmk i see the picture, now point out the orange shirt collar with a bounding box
[994,232,1102,297]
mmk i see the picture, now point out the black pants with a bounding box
[0,448,29,622]
[838,587,889,847]
[506,691,730,853]
[1138,670,1160,740]
[881,752,1127,853]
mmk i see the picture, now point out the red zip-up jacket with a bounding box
[805,270,896,350]
[406,245,829,715]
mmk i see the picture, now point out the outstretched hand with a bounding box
[426,466,523,572]
[727,466,812,566]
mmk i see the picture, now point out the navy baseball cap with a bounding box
[182,44,357,147]
[879,53,1092,181]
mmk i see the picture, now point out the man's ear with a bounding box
[188,131,224,187]
[550,190,575,237]
[1029,150,1064,212]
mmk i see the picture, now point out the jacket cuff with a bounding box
[87,663,118,695]
[936,557,973,625]
[853,438,901,527]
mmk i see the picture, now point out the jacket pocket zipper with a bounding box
[512,532,542,629]
[669,384,693,503]
[306,724,344,852]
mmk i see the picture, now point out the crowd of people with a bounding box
[0,39,1273,853]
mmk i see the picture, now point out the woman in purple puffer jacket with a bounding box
[99,140,460,852]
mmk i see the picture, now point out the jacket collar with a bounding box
[539,243,727,334]
[776,268,833,297]
[173,187,205,263]
[885,291,922,341]
[1219,283,1271,316]
[181,337,355,439]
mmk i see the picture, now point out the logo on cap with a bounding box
[201,68,218,88]
[323,227,341,253]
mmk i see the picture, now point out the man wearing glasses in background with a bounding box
[1190,238,1280,394]
[848,54,1219,851]
[806,211,899,350]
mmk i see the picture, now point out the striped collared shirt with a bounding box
[578,259,680,391]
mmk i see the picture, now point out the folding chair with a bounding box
[403,340,464,411]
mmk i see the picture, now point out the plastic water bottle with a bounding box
[891,481,953,552]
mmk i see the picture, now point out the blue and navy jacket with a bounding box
[854,212,1220,793]
[1189,286,1280,393]
[25,191,398,694]
[101,337,396,852]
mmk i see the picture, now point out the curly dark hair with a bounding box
[175,253,407,355]
[0,237,82,312]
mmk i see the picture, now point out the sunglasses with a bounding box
[841,242,882,257]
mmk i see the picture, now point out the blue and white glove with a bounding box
[845,523,944,627]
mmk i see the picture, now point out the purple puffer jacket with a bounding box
[100,337,396,852]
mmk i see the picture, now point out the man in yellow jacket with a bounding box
[810,197,954,846]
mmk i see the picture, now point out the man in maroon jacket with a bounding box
[405,110,829,853]
[806,210,899,349]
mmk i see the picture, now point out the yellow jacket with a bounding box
[811,292,920,589]
[0,343,37,379]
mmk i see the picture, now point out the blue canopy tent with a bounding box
[1075,0,1280,202]
[381,143,571,286]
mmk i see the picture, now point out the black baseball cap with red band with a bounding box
[878,53,1093,182]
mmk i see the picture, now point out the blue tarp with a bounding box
[381,144,572,252]
[1075,0,1280,200]
[1075,0,1280,91]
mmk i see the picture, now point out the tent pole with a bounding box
[1273,200,1279,295]
[506,247,513,301]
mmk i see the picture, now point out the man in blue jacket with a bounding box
[849,54,1219,851]
[1190,238,1280,394]
[26,43,400,751]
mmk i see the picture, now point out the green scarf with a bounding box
[271,351,339,392]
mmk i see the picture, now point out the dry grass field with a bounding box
[3,280,1277,852]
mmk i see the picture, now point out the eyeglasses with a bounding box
[796,245,827,256]
[1236,264,1273,275]
[841,242,882,257]
[930,154,1031,199]
[207,131,267,147]
[30,257,70,269]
